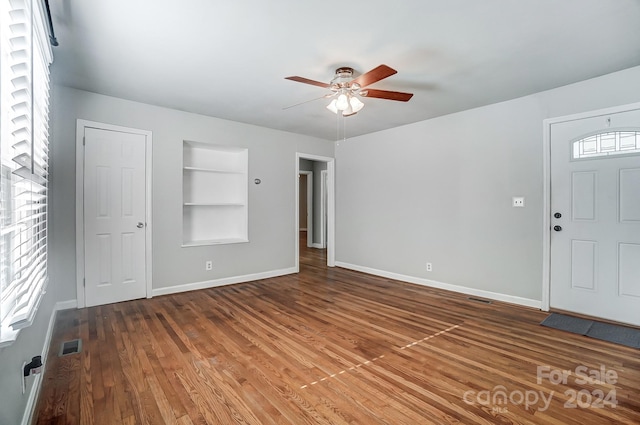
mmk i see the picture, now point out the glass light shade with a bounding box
[336,94,349,110]
[342,109,357,117]
[349,96,364,113]
[342,103,354,116]
[326,99,338,113]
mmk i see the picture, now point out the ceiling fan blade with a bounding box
[351,65,397,88]
[282,94,333,110]
[285,76,330,88]
[360,88,413,102]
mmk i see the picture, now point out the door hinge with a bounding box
[83,278,85,287]
[83,136,85,146]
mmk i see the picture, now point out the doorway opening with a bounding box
[295,153,335,271]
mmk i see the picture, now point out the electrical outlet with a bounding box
[426,262,433,272]
[205,260,213,271]
[512,197,525,207]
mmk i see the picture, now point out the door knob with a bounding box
[554,212,562,219]
[137,222,145,228]
[553,225,562,231]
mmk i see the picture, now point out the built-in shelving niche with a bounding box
[182,141,248,246]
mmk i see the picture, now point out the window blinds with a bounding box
[0,0,53,342]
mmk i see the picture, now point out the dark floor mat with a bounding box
[586,321,640,349]
[540,313,594,335]
[541,313,640,349]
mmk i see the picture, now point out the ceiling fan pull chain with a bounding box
[343,113,347,145]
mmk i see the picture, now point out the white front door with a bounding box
[550,108,640,326]
[83,127,147,307]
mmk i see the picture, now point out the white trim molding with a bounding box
[52,300,78,312]
[541,101,640,312]
[336,262,542,309]
[152,267,297,297]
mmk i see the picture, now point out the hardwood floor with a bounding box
[34,237,640,424]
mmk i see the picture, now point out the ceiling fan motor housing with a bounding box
[331,67,360,92]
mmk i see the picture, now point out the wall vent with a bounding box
[467,297,492,304]
[59,339,82,356]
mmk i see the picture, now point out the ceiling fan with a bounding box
[285,64,413,117]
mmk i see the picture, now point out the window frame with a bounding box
[0,0,53,347]
[571,129,640,161]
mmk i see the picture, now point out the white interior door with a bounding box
[550,108,640,326]
[84,127,147,307]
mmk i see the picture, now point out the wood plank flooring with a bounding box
[34,236,640,424]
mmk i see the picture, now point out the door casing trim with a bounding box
[320,169,328,249]
[542,101,640,311]
[75,119,153,308]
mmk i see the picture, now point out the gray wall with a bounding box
[299,159,313,171]
[335,65,640,303]
[50,86,334,297]
[0,85,334,424]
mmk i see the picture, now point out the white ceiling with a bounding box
[50,0,640,141]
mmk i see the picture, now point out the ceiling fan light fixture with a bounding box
[342,109,357,117]
[327,93,363,116]
[342,101,354,116]
[336,93,349,111]
[349,96,364,113]
[326,99,339,113]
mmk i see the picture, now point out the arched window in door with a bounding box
[573,131,640,159]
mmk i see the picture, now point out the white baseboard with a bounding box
[21,374,42,425]
[335,262,541,309]
[54,299,77,312]
[41,301,72,362]
[311,243,324,249]
[152,267,297,297]
[21,299,77,425]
